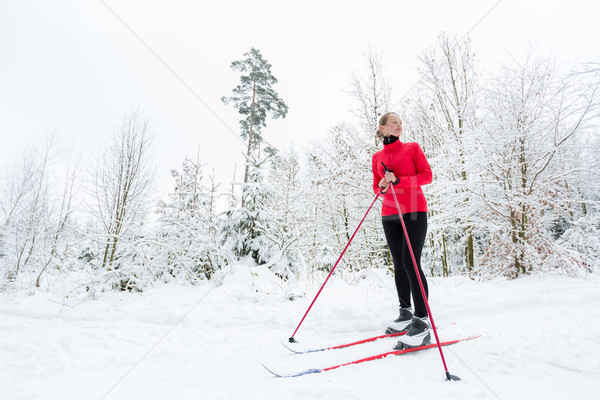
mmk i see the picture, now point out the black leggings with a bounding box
[382,212,429,318]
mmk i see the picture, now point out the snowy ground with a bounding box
[1,266,599,400]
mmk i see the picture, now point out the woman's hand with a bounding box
[379,177,390,193]
[384,171,397,184]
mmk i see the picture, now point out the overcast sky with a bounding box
[1,0,598,199]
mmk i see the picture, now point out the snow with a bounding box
[1,266,599,400]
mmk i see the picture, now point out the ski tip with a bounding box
[280,341,303,354]
[262,363,283,377]
[262,363,320,378]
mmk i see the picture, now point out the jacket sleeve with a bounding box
[397,144,432,187]
[372,154,382,194]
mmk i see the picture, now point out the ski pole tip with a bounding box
[446,371,461,381]
[288,337,297,343]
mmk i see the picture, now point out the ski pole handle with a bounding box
[380,162,394,192]
[381,162,400,187]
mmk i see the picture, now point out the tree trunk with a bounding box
[465,230,474,274]
[442,231,449,277]
[242,78,257,195]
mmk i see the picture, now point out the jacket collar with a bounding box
[383,138,403,152]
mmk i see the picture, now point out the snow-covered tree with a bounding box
[220,154,276,266]
[0,149,50,284]
[88,111,156,290]
[0,136,80,290]
[475,52,599,278]
[155,154,224,282]
[273,49,394,279]
[349,47,392,146]
[34,154,79,288]
[263,148,308,279]
[298,122,386,278]
[404,33,481,276]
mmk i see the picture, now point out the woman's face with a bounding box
[380,114,403,137]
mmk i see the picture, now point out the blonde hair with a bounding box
[376,112,401,141]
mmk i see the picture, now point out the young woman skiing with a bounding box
[371,112,433,348]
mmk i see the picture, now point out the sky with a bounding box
[1,0,599,202]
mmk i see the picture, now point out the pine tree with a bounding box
[222,48,288,190]
[156,155,224,281]
[221,154,275,266]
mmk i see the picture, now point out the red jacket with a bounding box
[371,140,432,215]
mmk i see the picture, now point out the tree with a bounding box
[220,154,276,266]
[349,47,392,146]
[222,48,288,191]
[347,49,395,272]
[0,147,50,283]
[475,52,599,278]
[404,33,481,276]
[293,119,392,281]
[90,111,156,290]
[0,136,80,290]
[35,153,79,287]
[275,49,393,278]
[155,153,224,281]
[263,148,308,279]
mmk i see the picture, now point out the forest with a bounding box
[1,34,599,294]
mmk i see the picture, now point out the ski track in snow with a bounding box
[1,266,600,400]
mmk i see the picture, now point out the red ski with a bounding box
[281,331,407,354]
[264,335,481,378]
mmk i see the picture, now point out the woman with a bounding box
[371,112,433,348]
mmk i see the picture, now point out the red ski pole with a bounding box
[383,162,460,381]
[289,190,382,343]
